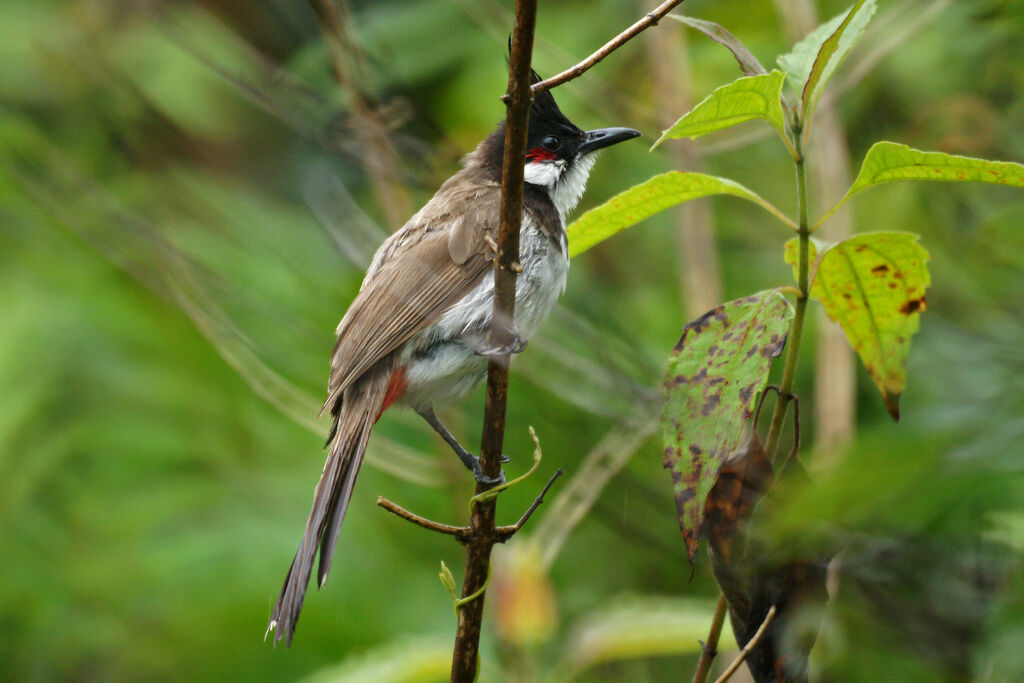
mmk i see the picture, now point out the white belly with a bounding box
[399,218,568,411]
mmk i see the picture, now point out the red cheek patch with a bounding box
[526,147,557,162]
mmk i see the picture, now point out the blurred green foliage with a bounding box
[2,1,1024,681]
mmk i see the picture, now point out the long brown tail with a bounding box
[266,363,390,647]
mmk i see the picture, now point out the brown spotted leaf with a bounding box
[705,431,774,568]
[785,231,930,420]
[661,290,794,564]
[709,455,831,683]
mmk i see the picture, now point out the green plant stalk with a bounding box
[763,123,810,464]
[691,593,729,683]
[692,125,811,683]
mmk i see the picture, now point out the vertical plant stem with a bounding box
[763,123,810,464]
[692,123,811,683]
[691,593,729,683]
[449,0,536,680]
[773,0,856,457]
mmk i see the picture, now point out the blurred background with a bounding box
[3,0,1024,681]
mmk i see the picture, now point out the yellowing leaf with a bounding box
[661,291,794,563]
[785,232,930,420]
[651,71,788,148]
[818,142,1024,228]
[568,172,793,257]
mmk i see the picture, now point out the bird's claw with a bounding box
[472,458,506,487]
[474,334,528,357]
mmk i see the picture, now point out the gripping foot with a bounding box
[470,457,506,486]
[417,408,508,486]
[474,322,528,357]
[474,335,528,357]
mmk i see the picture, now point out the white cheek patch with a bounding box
[523,160,563,188]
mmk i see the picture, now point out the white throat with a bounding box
[523,153,597,218]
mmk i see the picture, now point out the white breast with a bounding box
[427,215,568,343]
[399,214,569,410]
[399,214,573,411]
[512,218,570,338]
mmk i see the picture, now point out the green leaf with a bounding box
[777,14,844,89]
[800,0,876,126]
[817,142,1024,227]
[567,172,793,257]
[661,290,794,563]
[668,15,768,77]
[784,232,930,420]
[777,0,876,127]
[438,561,457,599]
[651,71,789,149]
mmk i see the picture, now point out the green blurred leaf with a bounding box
[651,71,789,149]
[986,512,1024,552]
[565,597,735,675]
[568,172,793,257]
[301,637,450,683]
[661,290,793,562]
[108,7,252,140]
[0,3,76,103]
[818,142,1024,227]
[668,15,768,76]
[785,232,930,420]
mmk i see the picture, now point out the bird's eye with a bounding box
[541,135,560,151]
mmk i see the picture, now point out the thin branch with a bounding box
[495,468,563,541]
[531,0,688,93]
[692,594,729,683]
[449,0,687,675]
[713,605,778,683]
[376,497,468,537]
[378,461,560,545]
[449,0,537,679]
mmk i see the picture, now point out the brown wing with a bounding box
[322,176,499,413]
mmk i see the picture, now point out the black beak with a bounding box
[577,127,642,156]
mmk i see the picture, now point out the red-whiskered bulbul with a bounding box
[267,72,639,646]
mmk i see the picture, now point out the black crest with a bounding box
[473,59,584,179]
[528,69,574,131]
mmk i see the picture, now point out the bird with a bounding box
[266,70,640,647]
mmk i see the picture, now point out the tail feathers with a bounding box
[316,417,373,587]
[266,365,390,647]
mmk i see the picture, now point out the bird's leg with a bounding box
[417,408,508,485]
